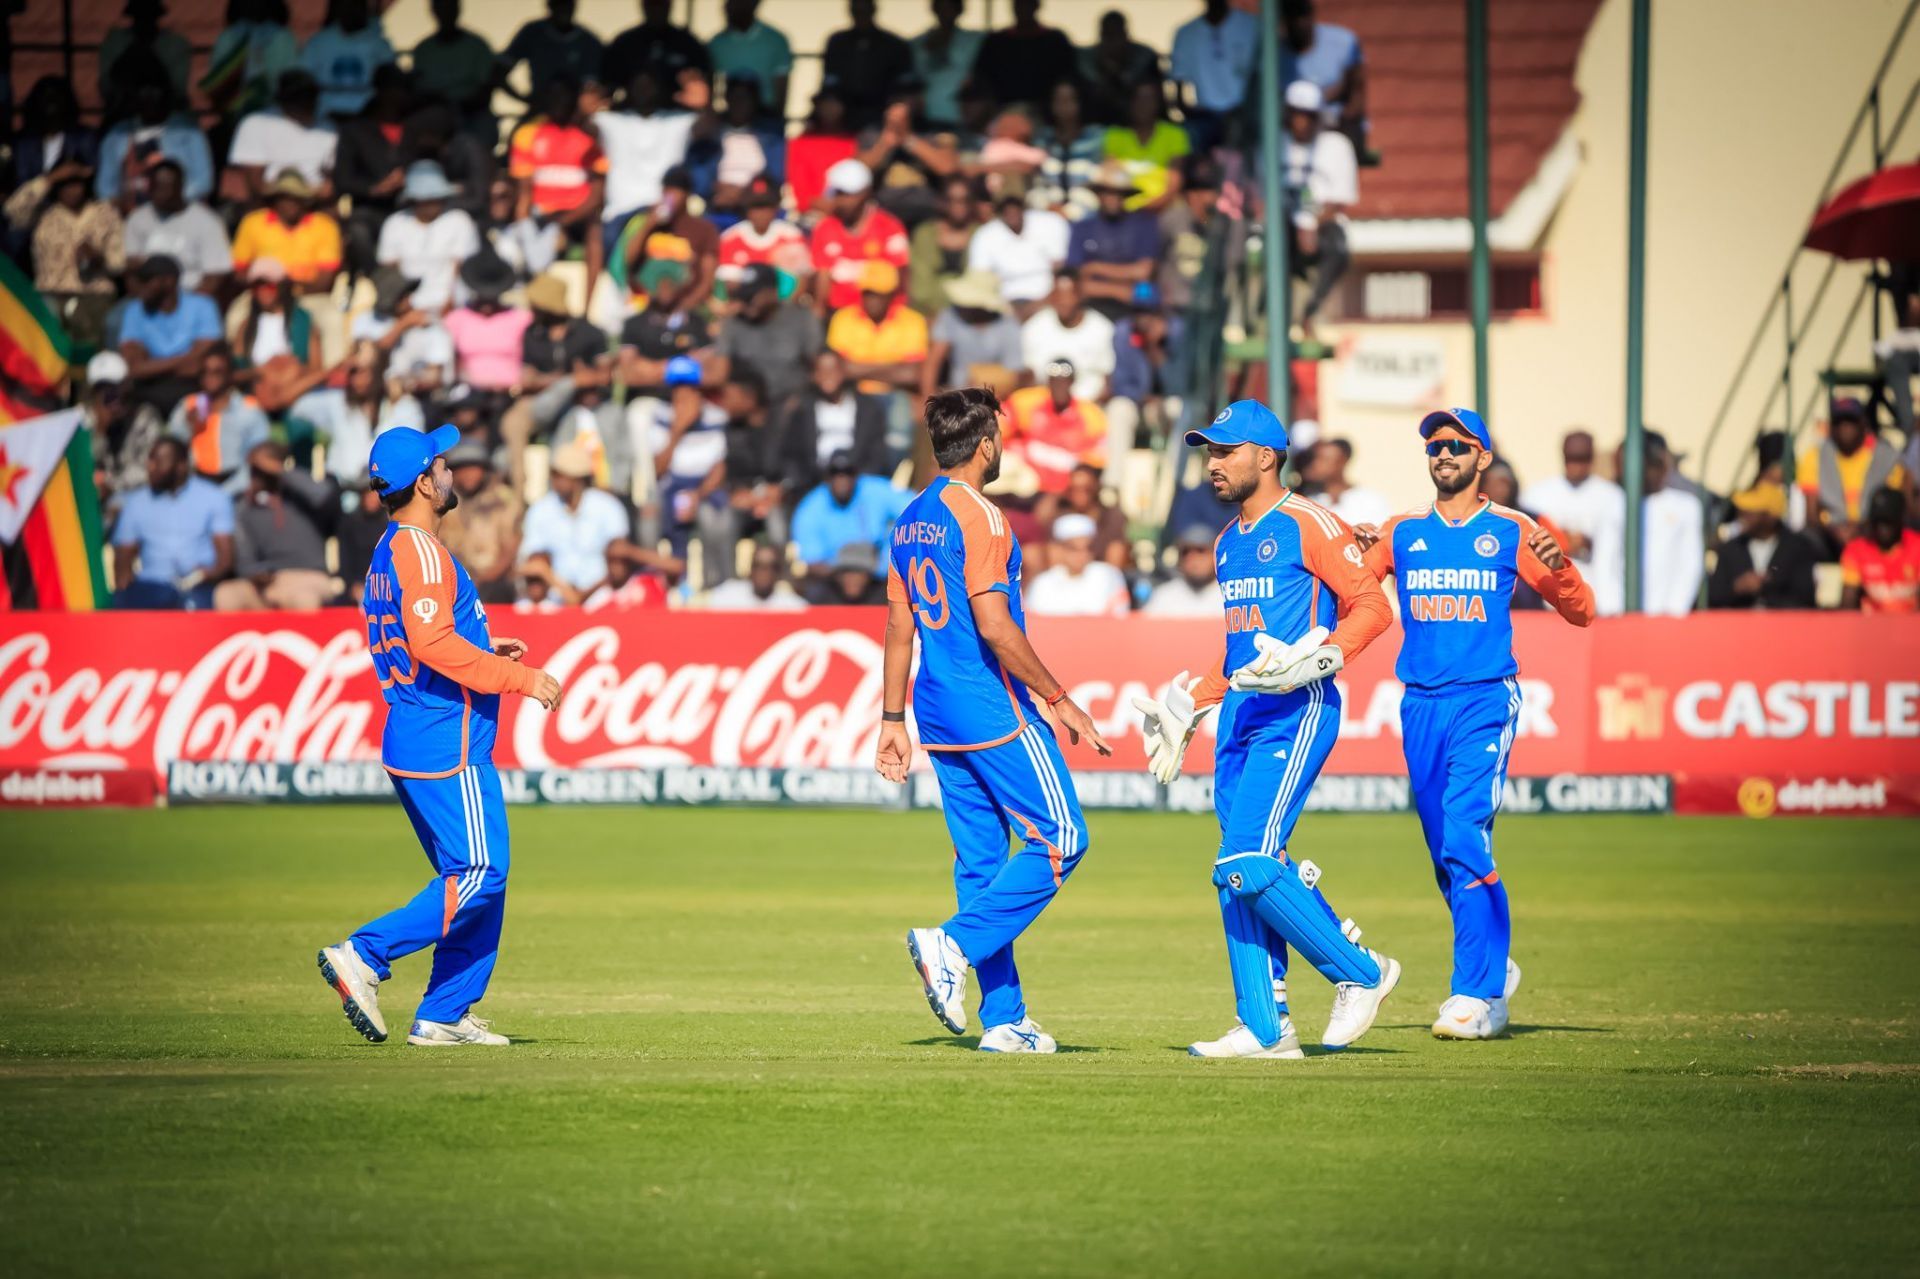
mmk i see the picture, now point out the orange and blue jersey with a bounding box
[885,476,1039,751]
[363,521,538,777]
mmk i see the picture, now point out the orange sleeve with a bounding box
[392,530,539,697]
[1510,510,1597,627]
[941,486,1011,597]
[1361,514,1398,581]
[1299,514,1393,664]
[886,560,908,604]
[1190,644,1230,710]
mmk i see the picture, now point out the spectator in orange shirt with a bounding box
[1840,488,1920,612]
[231,170,341,295]
[809,158,909,312]
[507,75,606,283]
[825,260,928,396]
[1003,358,1109,498]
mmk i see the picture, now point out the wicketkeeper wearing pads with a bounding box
[1134,401,1402,1058]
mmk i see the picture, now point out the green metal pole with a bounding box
[1623,0,1651,613]
[1467,0,1491,420]
[1258,0,1291,420]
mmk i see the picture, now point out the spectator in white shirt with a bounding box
[1615,431,1704,616]
[349,266,456,402]
[1143,523,1225,616]
[1021,269,1114,403]
[227,68,337,200]
[122,158,231,295]
[1026,512,1130,617]
[966,189,1070,317]
[1298,437,1390,529]
[1280,80,1356,335]
[1520,428,1627,614]
[520,440,633,596]
[595,67,699,244]
[705,542,808,610]
[375,162,480,314]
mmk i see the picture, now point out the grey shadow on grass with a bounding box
[1161,1044,1405,1057]
[1378,1022,1613,1036]
[908,1037,1105,1053]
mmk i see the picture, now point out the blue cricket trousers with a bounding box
[928,721,1088,1032]
[352,762,511,1025]
[1400,678,1521,1001]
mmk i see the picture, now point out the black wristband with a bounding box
[881,710,907,723]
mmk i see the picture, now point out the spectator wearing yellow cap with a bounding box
[1707,483,1819,611]
[825,259,928,462]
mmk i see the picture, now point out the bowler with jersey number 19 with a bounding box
[315,425,563,1049]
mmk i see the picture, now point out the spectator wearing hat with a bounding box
[1172,0,1260,153]
[3,157,123,347]
[1797,397,1907,556]
[1026,511,1129,616]
[99,0,193,118]
[779,350,891,499]
[1145,522,1226,615]
[718,176,812,293]
[713,262,823,413]
[119,255,224,416]
[437,439,525,605]
[1069,162,1162,318]
[398,100,496,224]
[231,170,342,296]
[618,165,720,312]
[706,541,807,610]
[376,161,481,314]
[1157,154,1244,311]
[520,439,634,600]
[83,351,167,522]
[971,0,1076,113]
[227,259,325,404]
[123,159,231,296]
[709,0,794,121]
[351,266,456,402]
[1004,360,1110,500]
[810,158,911,313]
[966,187,1070,318]
[1707,483,1819,610]
[1033,80,1108,222]
[791,449,907,589]
[826,260,929,400]
[910,0,983,129]
[907,175,981,314]
[1840,488,1920,612]
[1022,270,1116,404]
[443,252,534,405]
[924,269,1026,401]
[1110,280,1186,446]
[110,436,234,610]
[507,272,626,493]
[1080,11,1161,128]
[809,540,891,606]
[821,0,914,130]
[1281,0,1369,151]
[226,67,336,202]
[595,67,701,252]
[216,440,340,611]
[94,61,214,206]
[298,0,396,121]
[497,0,605,108]
[167,344,271,495]
[507,75,607,284]
[410,0,496,137]
[1280,79,1357,334]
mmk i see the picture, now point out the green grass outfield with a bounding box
[1,807,1916,1277]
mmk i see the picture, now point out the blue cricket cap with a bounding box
[665,354,703,387]
[1185,400,1290,452]
[368,423,461,495]
[1418,407,1493,451]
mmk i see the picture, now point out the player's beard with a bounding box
[1430,458,1479,498]
[435,478,460,515]
[1215,469,1258,504]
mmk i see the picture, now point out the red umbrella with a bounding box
[1804,159,1920,260]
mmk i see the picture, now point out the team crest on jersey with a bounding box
[1257,538,1277,563]
[412,597,438,624]
[1474,533,1499,558]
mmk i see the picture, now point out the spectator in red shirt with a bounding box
[717,175,811,296]
[507,75,606,283]
[1003,357,1109,498]
[787,83,858,213]
[1840,488,1920,612]
[809,157,909,313]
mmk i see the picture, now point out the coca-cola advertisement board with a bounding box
[0,609,1914,814]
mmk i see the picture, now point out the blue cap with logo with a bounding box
[1418,407,1494,451]
[1185,400,1290,452]
[368,423,461,495]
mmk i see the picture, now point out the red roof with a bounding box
[1320,0,1603,222]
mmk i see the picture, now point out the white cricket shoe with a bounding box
[1504,957,1523,999]
[1322,951,1400,1049]
[317,941,386,1043]
[407,1014,510,1046]
[1433,994,1504,1039]
[978,1017,1057,1054]
[906,927,970,1034]
[1189,1020,1305,1059]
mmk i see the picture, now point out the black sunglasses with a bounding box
[1425,438,1477,457]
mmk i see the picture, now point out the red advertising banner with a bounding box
[0,609,1914,811]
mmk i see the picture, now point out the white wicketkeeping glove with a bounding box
[1229,626,1344,694]
[1132,671,1210,784]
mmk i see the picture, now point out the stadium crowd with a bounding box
[7,0,1916,616]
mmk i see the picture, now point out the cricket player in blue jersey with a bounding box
[1132,401,1402,1058]
[876,387,1113,1053]
[1355,408,1595,1039]
[316,425,563,1047]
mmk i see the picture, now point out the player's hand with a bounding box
[874,719,912,783]
[1131,671,1206,784]
[527,668,562,711]
[493,636,528,661]
[1053,697,1112,756]
[1351,522,1382,551]
[1527,526,1569,571]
